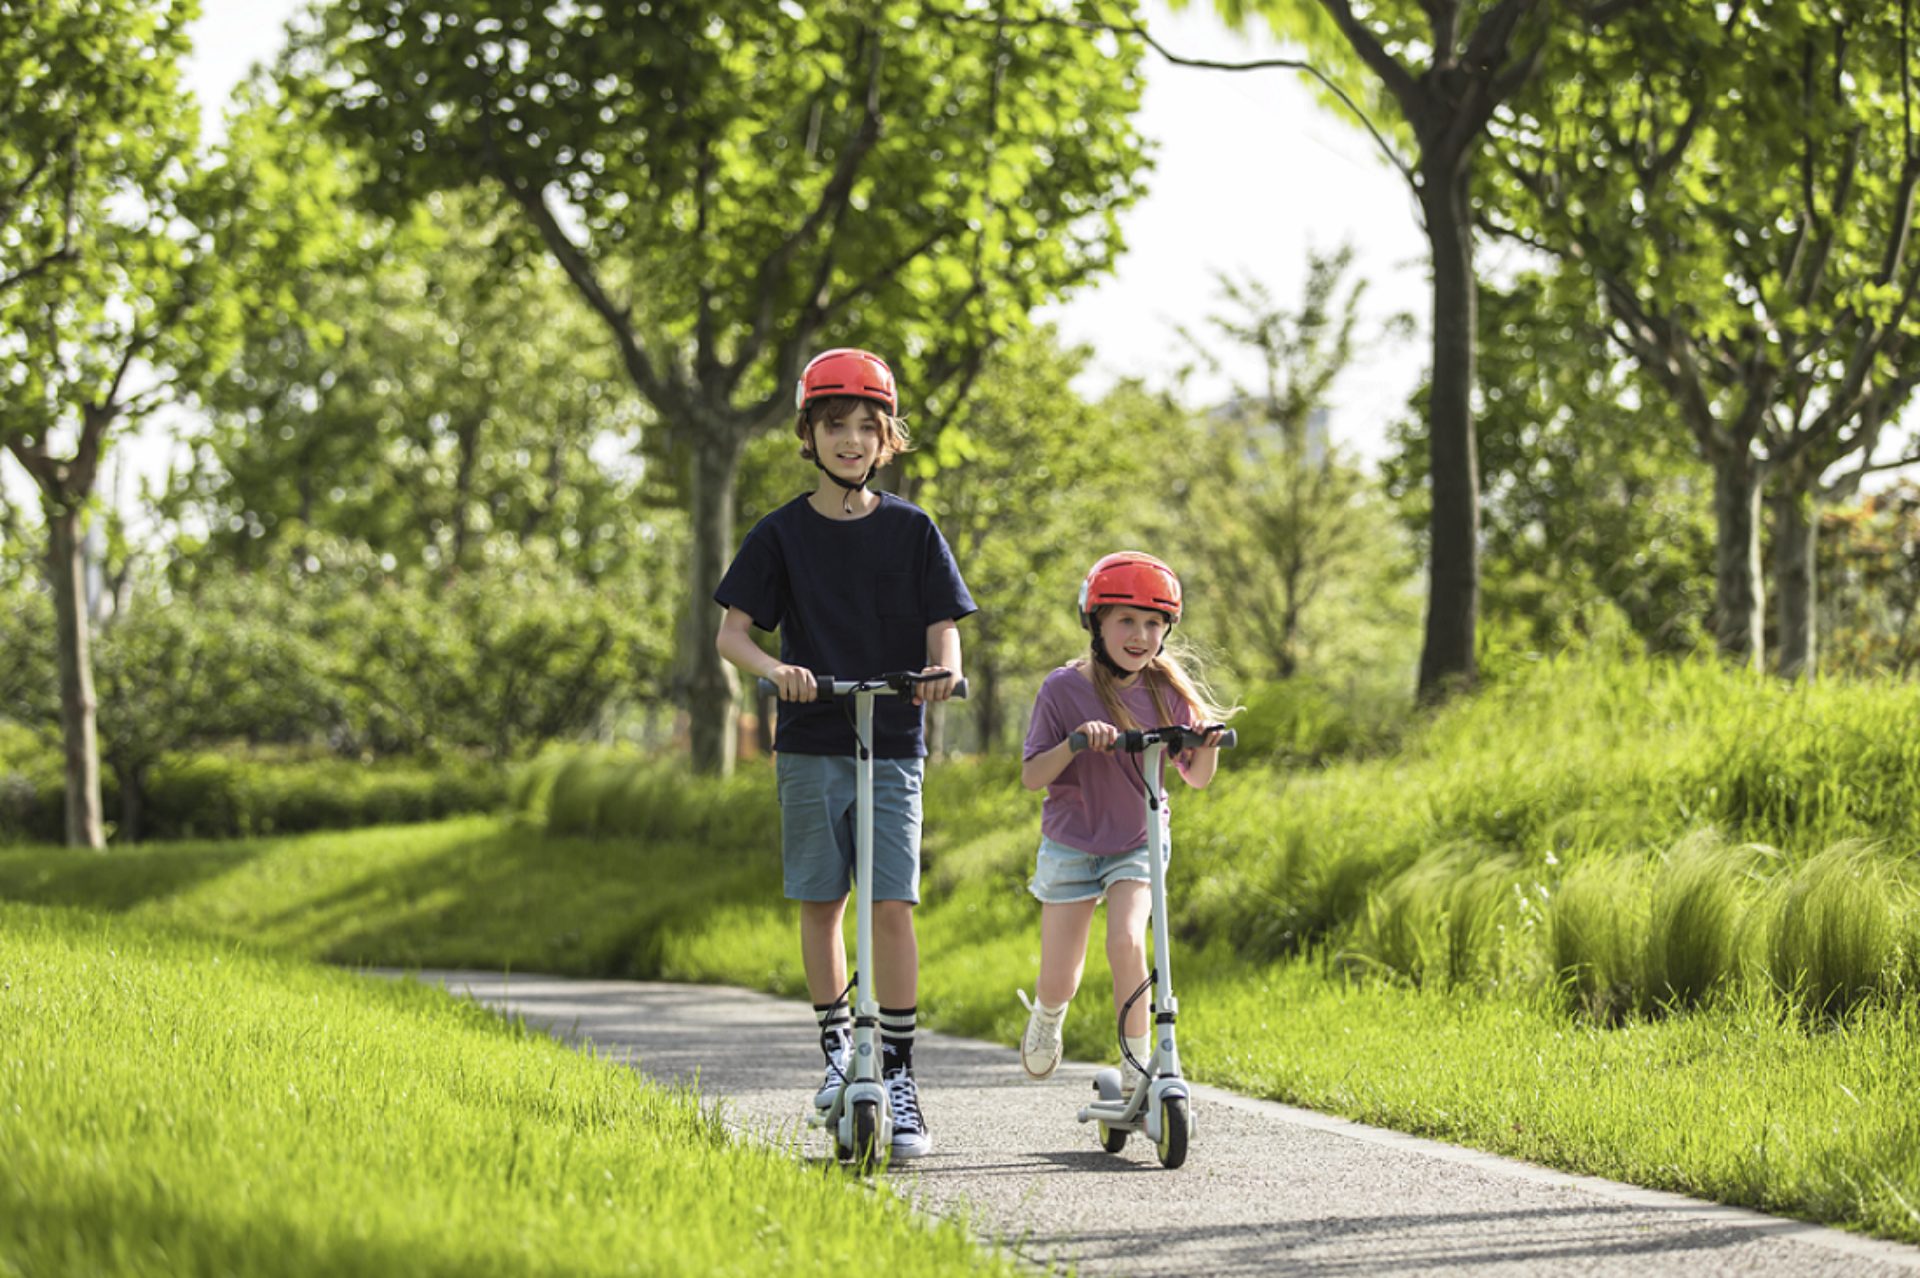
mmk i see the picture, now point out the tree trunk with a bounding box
[1710,456,1765,667]
[452,418,480,573]
[115,760,147,845]
[1773,483,1818,680]
[1415,148,1481,702]
[47,502,105,849]
[686,431,743,775]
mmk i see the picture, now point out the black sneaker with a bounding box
[813,1031,852,1110]
[885,1069,932,1159]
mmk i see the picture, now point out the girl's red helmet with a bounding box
[796,348,897,414]
[1077,552,1182,630]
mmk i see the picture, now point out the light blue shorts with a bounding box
[776,753,924,904]
[1027,834,1166,906]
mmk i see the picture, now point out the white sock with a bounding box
[1124,1032,1150,1065]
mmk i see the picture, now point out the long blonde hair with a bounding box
[1080,611,1240,732]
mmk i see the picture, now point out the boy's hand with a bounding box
[1073,720,1120,752]
[913,665,957,705]
[767,665,818,702]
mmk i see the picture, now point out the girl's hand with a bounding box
[1073,720,1120,752]
[767,664,818,702]
[1194,723,1228,749]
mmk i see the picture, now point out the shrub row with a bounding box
[0,748,500,845]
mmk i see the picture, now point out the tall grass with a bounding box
[1768,845,1904,1019]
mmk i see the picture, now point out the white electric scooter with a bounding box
[1066,722,1234,1170]
[759,668,966,1172]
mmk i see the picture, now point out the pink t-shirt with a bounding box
[1021,664,1196,856]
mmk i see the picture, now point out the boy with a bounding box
[713,347,975,1160]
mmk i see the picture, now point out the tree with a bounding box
[1489,2,1920,676]
[1182,0,1648,700]
[0,0,246,847]
[172,184,658,586]
[900,329,1164,752]
[309,0,1151,772]
[1176,249,1405,679]
[1388,269,1714,653]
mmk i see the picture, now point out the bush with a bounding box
[1767,845,1903,1020]
[0,746,500,845]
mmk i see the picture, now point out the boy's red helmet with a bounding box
[796,348,897,414]
[1077,552,1182,630]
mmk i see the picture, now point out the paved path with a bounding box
[396,971,1920,1277]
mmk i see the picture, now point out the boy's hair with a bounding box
[1082,609,1240,732]
[796,396,913,467]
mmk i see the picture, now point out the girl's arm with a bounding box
[1022,719,1118,790]
[1178,726,1226,790]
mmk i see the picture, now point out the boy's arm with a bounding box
[715,606,816,701]
[915,618,963,705]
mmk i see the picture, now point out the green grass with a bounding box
[6,652,1920,1245]
[0,904,1018,1278]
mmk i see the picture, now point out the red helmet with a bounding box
[796,348,897,414]
[1077,552,1182,630]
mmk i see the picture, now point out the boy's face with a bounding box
[1098,606,1169,675]
[810,400,888,481]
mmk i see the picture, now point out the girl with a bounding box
[1016,551,1235,1091]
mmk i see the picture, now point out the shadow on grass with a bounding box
[0,839,276,912]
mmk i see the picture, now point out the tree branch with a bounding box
[923,2,1417,189]
[730,26,885,390]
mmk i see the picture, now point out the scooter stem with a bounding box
[1143,741,1180,1067]
[853,690,880,1037]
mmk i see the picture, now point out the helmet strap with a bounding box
[806,425,875,515]
[1089,629,1131,678]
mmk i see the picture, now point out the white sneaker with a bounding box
[813,1033,851,1110]
[1016,990,1066,1080]
[1120,1057,1149,1098]
[886,1069,932,1159]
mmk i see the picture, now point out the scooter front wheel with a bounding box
[1154,1096,1189,1170]
[850,1098,883,1172]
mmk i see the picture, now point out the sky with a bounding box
[4,0,1433,525]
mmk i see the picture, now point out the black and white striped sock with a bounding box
[879,1004,917,1076]
[815,998,851,1055]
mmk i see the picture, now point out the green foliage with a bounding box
[1548,856,1650,1024]
[900,329,1169,753]
[1175,253,1421,687]
[1818,481,1920,676]
[1227,675,1404,765]
[0,748,498,846]
[0,905,1017,1277]
[309,0,1151,451]
[1644,835,1756,1013]
[1389,272,1715,655]
[1768,846,1903,1021]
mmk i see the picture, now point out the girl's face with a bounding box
[1097,606,1168,676]
[811,401,887,481]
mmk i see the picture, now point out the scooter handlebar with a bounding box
[1067,726,1237,753]
[755,672,969,702]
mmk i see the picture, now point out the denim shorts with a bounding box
[776,753,924,903]
[1027,834,1165,905]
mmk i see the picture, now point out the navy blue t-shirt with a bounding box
[714,492,976,758]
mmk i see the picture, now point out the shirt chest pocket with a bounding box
[876,572,919,621]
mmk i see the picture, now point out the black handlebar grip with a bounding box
[1213,728,1237,749]
[1067,731,1089,753]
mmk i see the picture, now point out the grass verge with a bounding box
[0,903,1017,1278]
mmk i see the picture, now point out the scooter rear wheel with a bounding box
[1097,1121,1128,1154]
[1154,1096,1189,1169]
[851,1098,883,1172]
